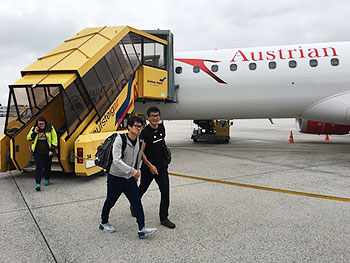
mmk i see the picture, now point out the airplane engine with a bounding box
[295,119,350,135]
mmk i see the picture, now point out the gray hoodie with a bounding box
[109,134,143,179]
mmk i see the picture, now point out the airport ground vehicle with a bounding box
[0,26,175,176]
[191,120,231,143]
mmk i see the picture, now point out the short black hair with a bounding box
[36,116,47,126]
[127,116,143,129]
[147,107,161,117]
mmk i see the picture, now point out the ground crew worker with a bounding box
[26,116,57,191]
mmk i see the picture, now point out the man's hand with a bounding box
[34,127,39,133]
[49,151,53,156]
[133,169,141,181]
[149,164,158,175]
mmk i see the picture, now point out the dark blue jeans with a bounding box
[139,163,170,221]
[101,174,145,231]
[34,152,52,184]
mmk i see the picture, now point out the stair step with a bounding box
[29,157,60,163]
[23,161,63,172]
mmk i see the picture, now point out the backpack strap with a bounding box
[120,133,127,159]
[104,133,118,172]
[138,138,143,153]
[135,137,143,169]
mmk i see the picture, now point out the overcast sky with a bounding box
[0,0,349,105]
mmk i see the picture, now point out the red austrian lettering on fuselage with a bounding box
[231,46,338,62]
[174,58,227,84]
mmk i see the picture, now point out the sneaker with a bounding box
[130,205,136,217]
[160,219,176,229]
[138,227,157,239]
[44,179,50,186]
[99,223,116,233]
[35,184,41,191]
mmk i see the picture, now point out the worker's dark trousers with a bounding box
[139,162,170,221]
[101,174,145,231]
[34,152,52,184]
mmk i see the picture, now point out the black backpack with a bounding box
[94,133,142,170]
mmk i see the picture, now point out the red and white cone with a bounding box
[288,130,294,143]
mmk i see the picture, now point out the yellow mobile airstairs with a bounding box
[0,26,175,176]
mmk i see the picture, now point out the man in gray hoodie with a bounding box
[99,116,157,239]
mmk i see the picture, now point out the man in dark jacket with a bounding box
[137,107,176,229]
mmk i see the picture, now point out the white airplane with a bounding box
[135,41,350,136]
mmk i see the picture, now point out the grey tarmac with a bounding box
[1,119,350,263]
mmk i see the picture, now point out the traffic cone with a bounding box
[324,134,330,141]
[288,130,294,143]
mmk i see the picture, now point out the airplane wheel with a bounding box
[193,139,198,142]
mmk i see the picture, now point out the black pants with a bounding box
[34,152,52,184]
[139,163,170,221]
[101,174,145,231]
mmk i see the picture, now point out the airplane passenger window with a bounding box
[193,66,200,73]
[230,64,237,71]
[289,60,297,68]
[269,62,276,69]
[249,63,257,70]
[175,66,182,74]
[309,59,318,67]
[331,58,339,66]
[211,65,218,72]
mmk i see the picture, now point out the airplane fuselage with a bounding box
[135,41,350,124]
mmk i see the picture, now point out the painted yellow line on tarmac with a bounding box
[169,172,350,202]
[170,146,350,153]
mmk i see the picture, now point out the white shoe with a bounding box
[138,227,157,239]
[99,223,116,233]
